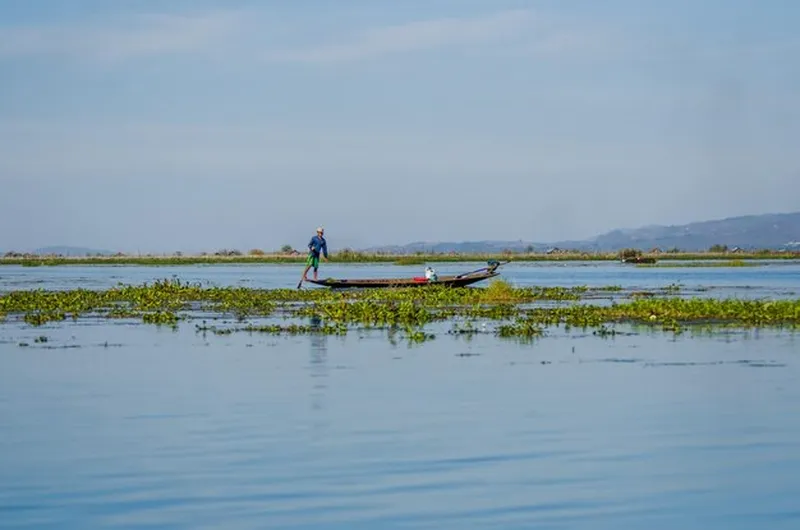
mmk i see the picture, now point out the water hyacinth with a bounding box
[1,278,799,339]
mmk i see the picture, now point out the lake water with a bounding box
[2,262,800,529]
[2,260,800,297]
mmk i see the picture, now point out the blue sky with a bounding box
[1,0,798,253]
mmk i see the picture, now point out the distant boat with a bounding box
[304,260,507,289]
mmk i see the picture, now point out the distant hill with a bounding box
[370,240,539,254]
[364,211,800,253]
[587,212,800,251]
[8,212,799,258]
[33,246,114,256]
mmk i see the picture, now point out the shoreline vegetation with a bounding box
[2,279,799,342]
[2,248,800,267]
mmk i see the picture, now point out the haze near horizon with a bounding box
[1,0,798,254]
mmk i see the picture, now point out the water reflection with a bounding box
[2,313,800,529]
[308,315,328,412]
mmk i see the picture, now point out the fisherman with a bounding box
[424,266,438,281]
[299,226,329,285]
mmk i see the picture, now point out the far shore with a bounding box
[2,250,799,266]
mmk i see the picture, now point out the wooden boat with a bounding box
[304,260,506,289]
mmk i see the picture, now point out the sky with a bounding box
[1,0,798,253]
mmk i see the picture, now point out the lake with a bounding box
[1,262,799,529]
[2,260,800,296]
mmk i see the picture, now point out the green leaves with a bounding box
[2,279,799,340]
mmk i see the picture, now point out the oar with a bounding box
[298,250,314,288]
[455,260,509,278]
[298,260,308,289]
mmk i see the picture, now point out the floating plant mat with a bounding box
[1,279,799,343]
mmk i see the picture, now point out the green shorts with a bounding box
[306,253,320,269]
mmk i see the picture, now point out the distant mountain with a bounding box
[364,211,800,253]
[369,240,540,254]
[586,212,800,251]
[33,246,114,256]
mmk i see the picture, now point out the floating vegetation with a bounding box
[1,279,276,326]
[497,320,545,339]
[636,260,764,268]
[1,279,798,342]
[23,311,68,326]
[448,321,488,336]
[394,256,426,265]
[517,298,800,329]
[141,311,180,326]
[2,249,799,267]
[405,328,436,343]
[196,322,348,336]
[593,326,618,337]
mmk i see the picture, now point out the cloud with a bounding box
[266,9,537,63]
[0,10,244,61]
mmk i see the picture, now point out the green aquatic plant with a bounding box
[405,327,435,343]
[3,249,798,267]
[497,320,545,338]
[394,256,426,265]
[636,260,762,268]
[195,322,348,336]
[448,320,483,336]
[593,325,618,337]
[141,311,180,326]
[296,299,435,327]
[480,279,520,303]
[2,279,799,335]
[23,311,67,326]
[519,297,800,329]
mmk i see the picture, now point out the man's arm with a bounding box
[322,239,328,259]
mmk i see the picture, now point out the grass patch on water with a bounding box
[2,278,798,339]
[3,250,800,267]
[480,279,521,303]
[394,256,426,265]
[637,259,763,268]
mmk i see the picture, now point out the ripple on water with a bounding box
[1,268,800,529]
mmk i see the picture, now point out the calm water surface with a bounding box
[1,264,799,529]
[1,261,799,297]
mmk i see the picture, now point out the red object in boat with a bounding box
[412,277,428,282]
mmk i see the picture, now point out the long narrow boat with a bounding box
[304,260,506,289]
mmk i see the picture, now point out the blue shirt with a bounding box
[308,235,328,258]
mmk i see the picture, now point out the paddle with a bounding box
[455,260,509,278]
[298,254,311,289]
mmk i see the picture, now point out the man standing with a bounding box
[299,226,329,287]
